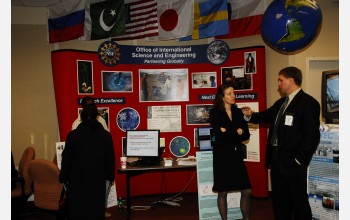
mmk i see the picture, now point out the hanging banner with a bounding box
[98,40,230,65]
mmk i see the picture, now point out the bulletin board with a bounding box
[51,42,268,198]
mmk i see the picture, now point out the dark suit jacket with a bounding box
[250,89,320,168]
[59,121,115,220]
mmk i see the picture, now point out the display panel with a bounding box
[125,130,160,157]
[321,70,339,123]
[197,127,215,151]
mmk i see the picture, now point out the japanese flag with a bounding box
[156,0,194,40]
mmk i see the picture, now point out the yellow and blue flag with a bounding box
[180,0,228,41]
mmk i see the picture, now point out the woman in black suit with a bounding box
[242,66,321,220]
[210,83,251,220]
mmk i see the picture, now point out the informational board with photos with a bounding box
[309,124,339,220]
[196,151,242,219]
[52,44,269,197]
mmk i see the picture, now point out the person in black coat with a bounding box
[210,83,251,220]
[242,66,321,220]
[59,104,115,220]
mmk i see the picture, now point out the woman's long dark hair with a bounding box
[213,83,237,111]
[80,104,99,130]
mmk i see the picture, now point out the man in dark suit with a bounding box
[242,66,320,219]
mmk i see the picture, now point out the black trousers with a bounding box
[270,148,312,220]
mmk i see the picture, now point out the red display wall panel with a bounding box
[51,45,268,198]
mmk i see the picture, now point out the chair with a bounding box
[11,146,35,198]
[11,146,36,218]
[53,153,58,166]
[28,159,64,219]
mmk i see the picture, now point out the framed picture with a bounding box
[77,60,94,94]
[192,72,217,88]
[147,105,182,132]
[139,69,189,102]
[221,66,253,91]
[102,71,133,92]
[186,104,213,125]
[244,51,256,74]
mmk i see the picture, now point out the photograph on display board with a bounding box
[186,104,213,125]
[77,60,94,94]
[116,107,140,132]
[77,107,110,129]
[147,105,182,132]
[169,136,190,157]
[101,71,133,92]
[244,51,256,74]
[192,72,217,88]
[139,69,189,102]
[221,66,253,91]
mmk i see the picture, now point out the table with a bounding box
[118,160,196,220]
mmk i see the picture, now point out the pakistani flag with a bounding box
[81,0,125,40]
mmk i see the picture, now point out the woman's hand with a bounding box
[220,127,226,132]
[237,128,243,135]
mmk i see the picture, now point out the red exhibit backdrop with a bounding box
[51,42,268,198]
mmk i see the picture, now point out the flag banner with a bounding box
[180,0,228,41]
[48,0,85,43]
[112,0,158,41]
[155,0,194,40]
[216,0,269,39]
[81,0,125,40]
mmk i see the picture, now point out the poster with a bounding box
[196,151,242,219]
[308,124,339,220]
[236,102,260,162]
[106,183,118,208]
[55,142,65,170]
[147,105,181,132]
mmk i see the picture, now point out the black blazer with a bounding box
[210,105,250,153]
[250,90,320,167]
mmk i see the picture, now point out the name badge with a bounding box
[285,114,293,126]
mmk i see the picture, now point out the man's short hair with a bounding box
[279,66,302,86]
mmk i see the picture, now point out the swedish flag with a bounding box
[180,0,229,41]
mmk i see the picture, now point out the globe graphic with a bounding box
[206,40,230,65]
[116,107,140,131]
[261,0,322,54]
[169,136,190,157]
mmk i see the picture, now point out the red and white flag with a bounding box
[112,0,158,41]
[152,0,194,40]
[217,0,270,39]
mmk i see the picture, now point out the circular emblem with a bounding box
[98,41,121,67]
[206,40,230,65]
[169,136,190,157]
[116,107,140,132]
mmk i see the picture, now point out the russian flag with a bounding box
[48,0,85,43]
